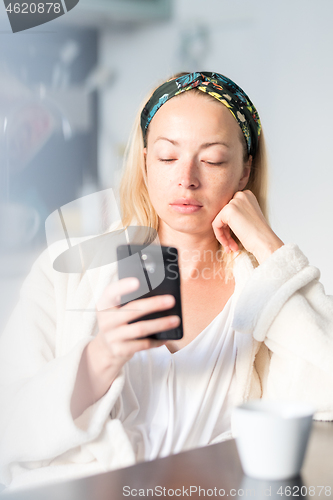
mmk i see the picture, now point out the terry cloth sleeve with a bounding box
[0,248,133,488]
[232,243,333,420]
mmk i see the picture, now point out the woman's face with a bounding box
[144,91,251,237]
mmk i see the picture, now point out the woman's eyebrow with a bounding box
[153,136,230,148]
[201,141,230,149]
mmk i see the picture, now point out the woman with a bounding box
[1,71,333,491]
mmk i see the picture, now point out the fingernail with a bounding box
[129,278,140,289]
[164,295,175,305]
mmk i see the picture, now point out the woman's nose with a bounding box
[176,159,199,188]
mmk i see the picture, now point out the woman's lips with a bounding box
[170,204,203,213]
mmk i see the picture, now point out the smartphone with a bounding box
[116,244,183,340]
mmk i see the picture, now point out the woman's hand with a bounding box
[71,278,180,419]
[212,190,284,264]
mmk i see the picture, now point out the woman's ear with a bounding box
[238,155,252,190]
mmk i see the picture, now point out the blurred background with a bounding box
[0,0,333,331]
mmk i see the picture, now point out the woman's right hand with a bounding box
[71,277,180,419]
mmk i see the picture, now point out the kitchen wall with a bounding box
[99,0,333,293]
[0,26,99,330]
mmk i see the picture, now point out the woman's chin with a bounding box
[159,215,213,236]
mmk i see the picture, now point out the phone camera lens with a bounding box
[141,253,156,273]
[146,263,156,273]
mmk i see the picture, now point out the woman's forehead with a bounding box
[147,93,240,145]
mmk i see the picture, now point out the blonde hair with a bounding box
[118,72,269,272]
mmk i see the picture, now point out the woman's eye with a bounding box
[204,161,224,165]
[158,159,224,165]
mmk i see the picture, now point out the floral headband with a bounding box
[140,71,262,158]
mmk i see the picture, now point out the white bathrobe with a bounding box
[1,241,333,492]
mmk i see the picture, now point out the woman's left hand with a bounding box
[212,190,284,264]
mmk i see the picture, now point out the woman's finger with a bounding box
[106,314,180,342]
[224,226,239,252]
[107,337,168,361]
[213,222,228,245]
[99,293,176,330]
[213,221,238,252]
[97,277,140,311]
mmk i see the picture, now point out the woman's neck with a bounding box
[157,224,224,281]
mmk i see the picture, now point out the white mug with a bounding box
[232,399,314,480]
